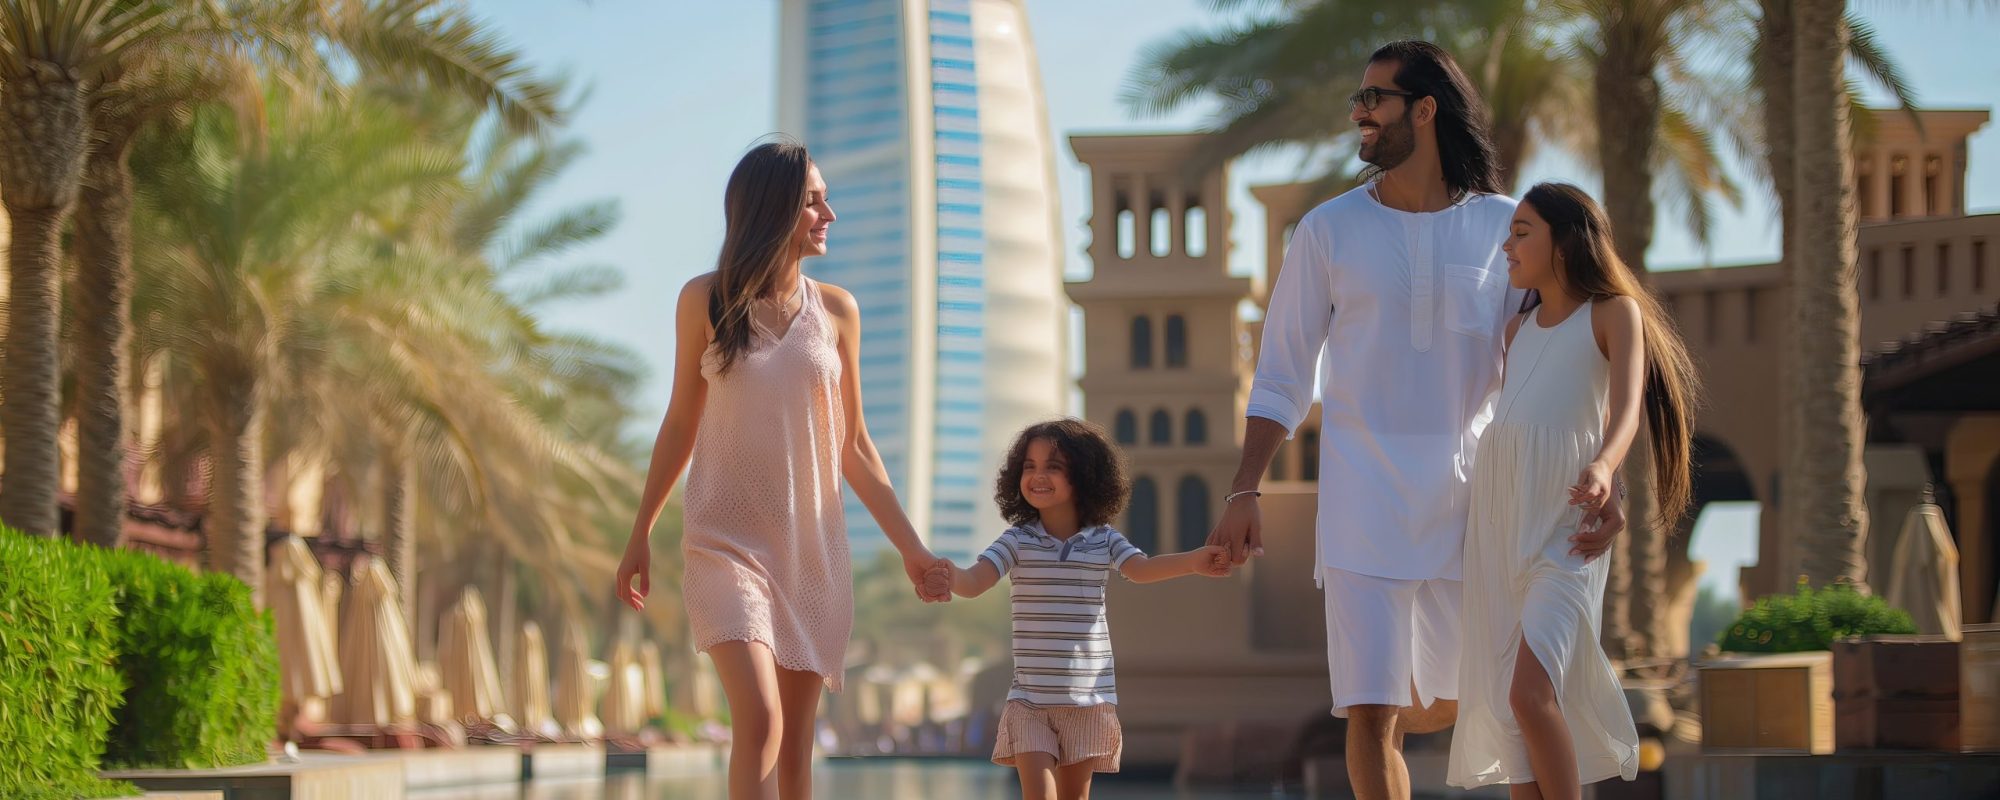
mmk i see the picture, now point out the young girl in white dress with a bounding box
[1447,183,1699,800]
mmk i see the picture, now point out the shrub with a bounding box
[0,531,133,798]
[1718,578,1916,653]
[0,526,278,795]
[99,546,279,769]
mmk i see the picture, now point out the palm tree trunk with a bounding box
[205,374,267,604]
[1789,0,1870,588]
[73,124,139,548]
[1493,121,1530,196]
[489,544,517,700]
[384,456,416,633]
[1593,27,1664,660]
[0,68,90,537]
[1625,435,1668,659]
[1760,0,1800,569]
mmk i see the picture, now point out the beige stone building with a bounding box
[1067,133,1329,767]
[1068,108,2000,767]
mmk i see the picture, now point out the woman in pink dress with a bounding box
[615,140,949,800]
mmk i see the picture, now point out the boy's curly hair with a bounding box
[994,418,1130,529]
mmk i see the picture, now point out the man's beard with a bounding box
[1359,113,1416,170]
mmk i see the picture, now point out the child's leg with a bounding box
[1054,761,1096,800]
[1013,752,1058,800]
[1508,642,1579,800]
[709,641,785,800]
[774,667,824,800]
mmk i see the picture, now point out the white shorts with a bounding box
[1322,566,1463,717]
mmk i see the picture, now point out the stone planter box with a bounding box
[1831,635,1960,751]
[1962,623,2000,751]
[1698,651,1834,755]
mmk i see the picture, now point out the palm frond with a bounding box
[1844,14,1921,135]
[497,199,617,272]
[330,0,562,135]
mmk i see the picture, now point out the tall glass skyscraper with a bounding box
[778,0,1067,558]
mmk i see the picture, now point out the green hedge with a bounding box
[0,528,279,795]
[98,546,279,769]
[1718,578,1916,653]
[0,532,129,798]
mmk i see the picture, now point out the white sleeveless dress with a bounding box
[1447,302,1639,788]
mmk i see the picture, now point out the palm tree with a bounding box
[1786,0,1868,587]
[0,0,185,536]
[131,86,463,600]
[1758,3,1932,592]
[67,0,562,550]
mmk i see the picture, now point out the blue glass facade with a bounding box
[795,0,988,558]
[926,0,986,549]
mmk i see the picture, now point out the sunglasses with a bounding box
[1349,87,1422,111]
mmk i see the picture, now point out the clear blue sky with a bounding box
[472,0,1999,598]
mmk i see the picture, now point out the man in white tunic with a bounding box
[1206,41,1626,800]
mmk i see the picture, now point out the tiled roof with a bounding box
[1863,301,2000,386]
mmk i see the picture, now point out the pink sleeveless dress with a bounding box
[682,277,852,690]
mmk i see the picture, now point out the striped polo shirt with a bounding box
[978,521,1143,707]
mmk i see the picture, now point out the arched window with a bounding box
[1150,207,1171,257]
[1177,475,1210,551]
[1184,408,1207,445]
[1184,205,1208,257]
[1164,314,1188,368]
[1127,477,1159,553]
[1130,315,1153,369]
[1114,410,1137,445]
[1149,410,1172,446]
[1301,429,1321,481]
[1116,208,1136,259]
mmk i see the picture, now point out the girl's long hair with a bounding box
[709,139,813,375]
[1521,182,1700,528]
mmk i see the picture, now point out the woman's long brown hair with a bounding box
[709,139,813,376]
[1521,182,1701,529]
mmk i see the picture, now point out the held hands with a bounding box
[1192,545,1233,577]
[1567,465,1627,562]
[1569,462,1614,510]
[1205,492,1265,566]
[923,559,957,600]
[903,549,952,603]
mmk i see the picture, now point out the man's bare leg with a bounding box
[1397,691,1458,736]
[1346,704,1409,800]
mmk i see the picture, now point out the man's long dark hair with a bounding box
[1361,40,1503,203]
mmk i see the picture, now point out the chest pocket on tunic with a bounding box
[1441,263,1504,340]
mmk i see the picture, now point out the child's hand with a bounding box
[1569,462,1613,510]
[924,558,957,600]
[1193,545,1232,577]
[904,550,951,603]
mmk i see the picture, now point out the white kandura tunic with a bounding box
[1247,186,1521,582]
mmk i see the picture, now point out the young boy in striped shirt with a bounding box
[927,418,1230,800]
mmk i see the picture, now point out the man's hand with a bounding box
[1206,494,1265,566]
[1571,491,1628,561]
